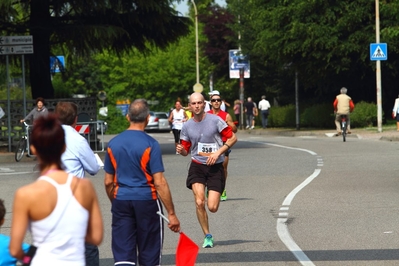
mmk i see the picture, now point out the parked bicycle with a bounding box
[15,122,35,162]
[340,114,348,142]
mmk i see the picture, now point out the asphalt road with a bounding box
[1,132,399,265]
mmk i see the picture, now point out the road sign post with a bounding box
[0,35,34,152]
[370,41,387,133]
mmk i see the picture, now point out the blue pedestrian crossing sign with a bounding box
[370,43,387,61]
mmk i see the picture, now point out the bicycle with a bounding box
[340,114,348,142]
[15,121,35,162]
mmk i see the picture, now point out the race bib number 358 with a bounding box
[198,142,218,157]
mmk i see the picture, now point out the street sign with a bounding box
[370,43,387,61]
[229,49,250,78]
[0,45,33,55]
[50,55,65,73]
[147,100,160,105]
[193,83,203,93]
[0,35,33,45]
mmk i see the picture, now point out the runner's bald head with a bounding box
[189,92,204,104]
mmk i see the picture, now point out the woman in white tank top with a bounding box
[168,101,188,152]
[9,114,103,265]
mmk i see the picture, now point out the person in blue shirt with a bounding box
[55,102,100,178]
[104,99,180,266]
[54,102,101,266]
[0,199,30,266]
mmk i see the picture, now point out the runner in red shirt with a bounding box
[207,91,237,201]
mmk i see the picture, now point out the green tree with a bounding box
[200,4,236,80]
[226,0,399,112]
[0,0,190,99]
[56,20,212,111]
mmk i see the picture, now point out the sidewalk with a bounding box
[1,128,398,164]
[237,127,399,141]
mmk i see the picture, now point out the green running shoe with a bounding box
[202,234,214,248]
[220,189,227,201]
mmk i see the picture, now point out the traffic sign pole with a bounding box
[0,36,34,152]
[239,68,244,129]
[376,0,382,133]
[6,55,11,152]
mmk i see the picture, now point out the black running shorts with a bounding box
[186,162,225,194]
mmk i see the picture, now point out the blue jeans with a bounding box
[85,242,99,266]
[261,110,269,128]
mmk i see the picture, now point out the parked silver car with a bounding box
[145,111,170,132]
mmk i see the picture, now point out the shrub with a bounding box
[350,101,379,127]
[300,103,334,128]
[52,77,71,98]
[268,104,296,127]
[103,105,129,134]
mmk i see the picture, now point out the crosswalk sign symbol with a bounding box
[370,43,387,61]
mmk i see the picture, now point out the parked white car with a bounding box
[145,112,170,132]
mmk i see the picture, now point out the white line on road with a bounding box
[252,141,320,266]
[277,217,315,266]
[0,171,37,176]
[277,167,320,266]
[266,143,317,155]
[282,169,321,206]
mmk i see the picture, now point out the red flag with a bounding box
[176,232,199,266]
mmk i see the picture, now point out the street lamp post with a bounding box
[191,0,203,93]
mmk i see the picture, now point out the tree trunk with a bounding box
[29,0,54,99]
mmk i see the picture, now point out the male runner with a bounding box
[207,91,237,201]
[177,92,237,248]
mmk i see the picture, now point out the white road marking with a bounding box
[251,141,320,266]
[0,171,36,176]
[282,169,321,206]
[266,143,317,156]
[277,218,315,266]
[0,167,14,172]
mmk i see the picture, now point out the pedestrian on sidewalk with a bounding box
[233,100,241,127]
[258,95,271,129]
[244,97,256,129]
[392,95,399,131]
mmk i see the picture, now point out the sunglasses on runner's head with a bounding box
[211,99,221,102]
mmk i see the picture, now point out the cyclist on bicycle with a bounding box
[333,87,355,136]
[20,97,48,124]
